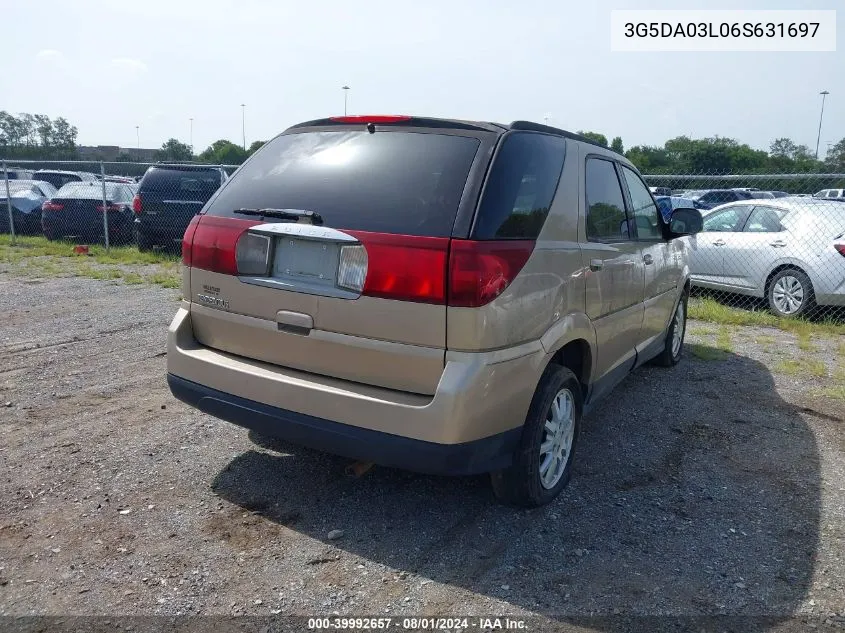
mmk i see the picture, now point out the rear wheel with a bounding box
[135,227,153,252]
[491,365,581,508]
[653,292,687,367]
[767,269,813,318]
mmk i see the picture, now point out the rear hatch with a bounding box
[138,167,222,237]
[183,118,498,395]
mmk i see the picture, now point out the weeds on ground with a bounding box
[776,358,828,378]
[0,235,180,289]
[689,297,845,337]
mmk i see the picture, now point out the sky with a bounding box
[1,0,842,156]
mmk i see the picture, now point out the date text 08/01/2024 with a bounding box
[306,617,528,630]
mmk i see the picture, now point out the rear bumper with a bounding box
[168,373,520,475]
[135,216,191,242]
[167,306,547,475]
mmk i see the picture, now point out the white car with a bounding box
[689,198,845,316]
[814,188,845,199]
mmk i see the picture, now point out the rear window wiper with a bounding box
[234,208,323,225]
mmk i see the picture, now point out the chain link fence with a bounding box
[2,159,844,319]
[644,172,845,319]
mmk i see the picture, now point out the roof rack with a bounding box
[508,121,620,154]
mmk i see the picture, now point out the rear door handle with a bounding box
[589,259,603,271]
[712,240,726,246]
[643,254,653,265]
[770,241,787,248]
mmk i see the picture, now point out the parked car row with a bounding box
[1,164,227,250]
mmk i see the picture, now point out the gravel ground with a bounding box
[1,274,844,628]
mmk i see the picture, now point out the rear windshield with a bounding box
[142,167,222,194]
[1,182,38,195]
[204,130,481,237]
[56,182,121,199]
[35,172,83,189]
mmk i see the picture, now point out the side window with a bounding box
[473,133,567,239]
[585,158,629,242]
[701,205,752,232]
[744,206,786,233]
[620,166,661,239]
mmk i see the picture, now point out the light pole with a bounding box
[241,104,246,151]
[815,90,829,159]
[189,117,193,153]
[135,126,140,151]
[342,86,350,116]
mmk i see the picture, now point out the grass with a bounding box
[775,358,828,378]
[0,235,180,289]
[689,326,718,337]
[715,327,733,353]
[689,344,729,361]
[755,335,777,345]
[689,297,845,337]
[815,385,845,401]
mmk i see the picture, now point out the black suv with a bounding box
[132,164,228,250]
[690,188,753,210]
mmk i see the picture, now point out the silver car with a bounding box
[688,198,845,316]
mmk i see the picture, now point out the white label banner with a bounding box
[611,10,836,52]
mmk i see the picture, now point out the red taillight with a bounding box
[181,215,201,266]
[42,201,64,212]
[447,240,535,307]
[187,216,261,274]
[835,243,845,257]
[346,231,449,304]
[132,194,142,214]
[95,203,122,212]
[329,115,412,124]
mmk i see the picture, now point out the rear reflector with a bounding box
[337,244,368,293]
[235,232,271,275]
[42,201,64,212]
[182,215,201,266]
[346,231,449,304]
[132,194,142,214]
[186,216,261,275]
[448,240,535,307]
[329,115,412,124]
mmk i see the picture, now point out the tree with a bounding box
[610,137,624,154]
[770,137,798,159]
[51,117,78,148]
[248,140,266,154]
[198,139,248,165]
[578,131,608,147]
[157,138,193,161]
[826,138,845,172]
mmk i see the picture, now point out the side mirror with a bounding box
[668,207,703,237]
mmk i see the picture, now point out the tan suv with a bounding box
[167,115,702,507]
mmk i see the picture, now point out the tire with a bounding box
[767,268,814,318]
[652,292,688,367]
[490,365,581,508]
[135,227,153,252]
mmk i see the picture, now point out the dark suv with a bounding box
[133,164,228,250]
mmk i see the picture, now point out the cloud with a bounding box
[110,58,148,74]
[35,49,66,64]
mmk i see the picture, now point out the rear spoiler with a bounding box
[287,115,503,133]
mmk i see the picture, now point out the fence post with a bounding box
[100,161,110,251]
[3,162,15,245]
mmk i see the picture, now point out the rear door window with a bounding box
[702,205,753,232]
[471,132,566,239]
[204,130,481,238]
[585,158,629,242]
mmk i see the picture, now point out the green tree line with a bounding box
[0,111,79,158]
